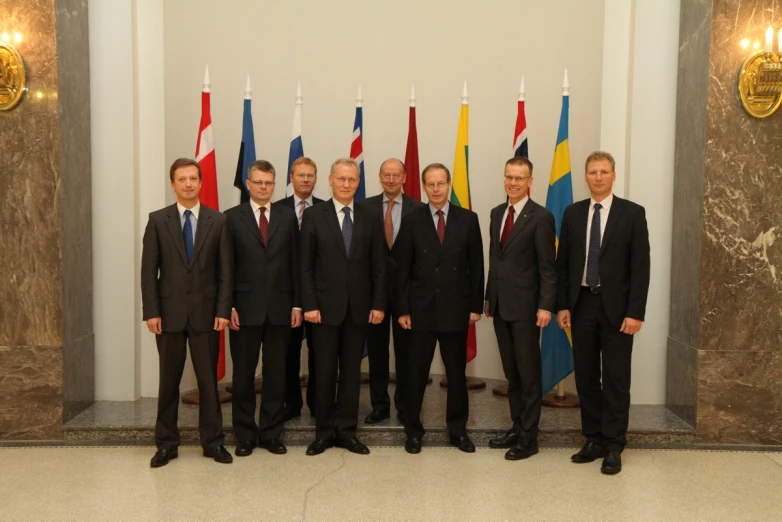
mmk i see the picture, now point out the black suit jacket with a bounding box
[141,204,233,332]
[395,204,484,332]
[358,193,426,311]
[485,199,557,322]
[300,199,386,325]
[225,202,300,326]
[276,194,325,215]
[556,196,651,328]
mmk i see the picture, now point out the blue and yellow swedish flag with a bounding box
[540,94,574,394]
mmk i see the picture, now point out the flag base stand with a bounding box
[440,377,486,390]
[181,386,232,405]
[492,382,509,397]
[224,378,263,395]
[542,392,580,408]
[300,375,308,388]
[390,373,433,385]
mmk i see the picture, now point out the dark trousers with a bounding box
[312,307,368,440]
[229,323,290,443]
[366,310,411,417]
[493,312,542,438]
[155,322,223,450]
[285,322,315,415]
[571,288,633,452]
[406,330,469,439]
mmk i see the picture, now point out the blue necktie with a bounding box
[183,209,194,263]
[586,203,602,289]
[342,207,353,255]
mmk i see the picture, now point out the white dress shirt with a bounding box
[250,199,271,226]
[293,194,314,220]
[177,201,201,239]
[500,196,529,237]
[581,193,614,286]
[333,199,355,229]
[429,201,450,228]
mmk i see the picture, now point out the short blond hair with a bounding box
[584,151,615,172]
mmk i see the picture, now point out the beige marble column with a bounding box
[0,0,93,439]
[668,0,782,444]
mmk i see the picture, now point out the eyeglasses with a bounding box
[248,180,275,187]
[424,182,449,190]
[380,173,404,180]
[293,173,316,180]
[504,175,531,183]
[332,176,359,186]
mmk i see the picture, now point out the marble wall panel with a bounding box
[666,338,698,427]
[697,350,782,444]
[0,346,63,439]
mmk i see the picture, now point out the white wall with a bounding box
[90,0,679,404]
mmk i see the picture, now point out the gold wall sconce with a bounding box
[0,37,26,111]
[739,28,782,118]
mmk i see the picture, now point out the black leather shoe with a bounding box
[336,436,370,455]
[505,438,539,461]
[571,441,607,463]
[258,438,287,455]
[234,440,257,457]
[203,445,233,464]
[489,429,520,449]
[405,437,422,454]
[601,452,622,474]
[306,438,334,456]
[450,434,476,453]
[150,448,178,468]
[364,410,391,424]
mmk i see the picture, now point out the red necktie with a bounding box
[500,205,515,248]
[384,200,395,248]
[436,210,445,244]
[259,207,268,246]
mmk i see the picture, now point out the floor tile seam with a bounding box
[299,452,346,522]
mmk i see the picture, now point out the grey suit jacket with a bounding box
[141,203,233,332]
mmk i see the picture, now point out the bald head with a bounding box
[379,158,406,198]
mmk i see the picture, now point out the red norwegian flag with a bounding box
[195,65,226,381]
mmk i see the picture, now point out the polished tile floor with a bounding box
[2,446,780,521]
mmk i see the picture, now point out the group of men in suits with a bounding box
[141,150,649,475]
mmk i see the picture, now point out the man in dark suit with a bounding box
[484,157,556,460]
[395,163,484,454]
[275,157,323,420]
[556,151,650,475]
[300,157,386,456]
[359,158,425,425]
[225,160,301,457]
[141,158,233,467]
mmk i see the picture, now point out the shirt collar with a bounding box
[590,193,614,212]
[333,199,354,214]
[509,196,529,214]
[383,193,403,205]
[177,201,200,219]
[250,199,271,215]
[429,201,450,217]
[294,194,314,207]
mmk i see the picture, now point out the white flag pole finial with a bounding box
[244,74,252,100]
[562,69,570,96]
[357,84,363,108]
[202,65,211,93]
[519,76,526,102]
[410,83,416,108]
[462,80,469,104]
[295,80,303,107]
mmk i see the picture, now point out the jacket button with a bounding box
[435,268,438,272]
[436,289,439,293]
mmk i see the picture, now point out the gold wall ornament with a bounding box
[0,41,26,111]
[738,28,782,119]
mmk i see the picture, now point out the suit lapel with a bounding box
[502,200,536,251]
[600,197,624,256]
[491,205,503,253]
[267,204,282,245]
[164,205,189,266]
[240,203,263,245]
[190,208,212,264]
[576,200,590,255]
[348,204,364,258]
[324,200,348,259]
[441,206,465,258]
[419,207,443,253]
[401,195,417,218]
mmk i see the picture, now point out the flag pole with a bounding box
[542,68,579,409]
